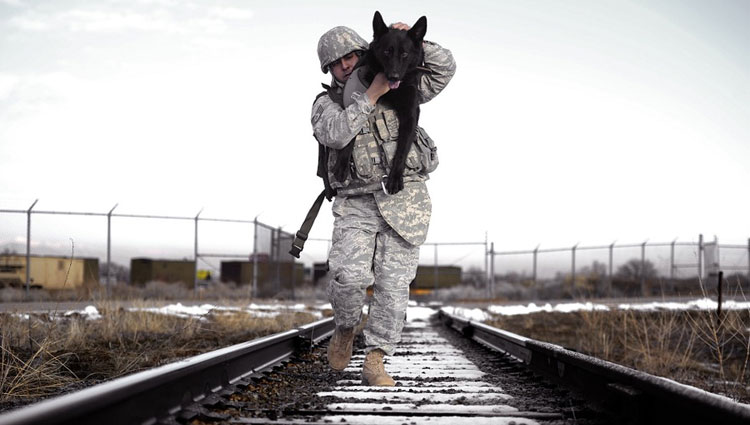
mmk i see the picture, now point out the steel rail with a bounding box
[438,310,750,425]
[0,317,335,425]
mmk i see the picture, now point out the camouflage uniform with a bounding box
[313,27,456,355]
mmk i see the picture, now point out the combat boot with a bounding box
[361,349,395,386]
[327,327,355,370]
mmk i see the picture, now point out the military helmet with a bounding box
[317,26,368,74]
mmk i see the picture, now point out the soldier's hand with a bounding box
[366,72,390,105]
[390,22,424,46]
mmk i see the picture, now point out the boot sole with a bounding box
[361,376,395,386]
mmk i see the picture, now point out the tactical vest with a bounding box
[292,83,438,258]
[318,84,439,197]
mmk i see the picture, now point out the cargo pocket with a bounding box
[364,139,383,170]
[352,141,373,179]
[375,115,390,142]
[382,110,399,141]
[381,141,421,175]
[415,126,439,173]
[406,143,421,170]
[381,110,421,172]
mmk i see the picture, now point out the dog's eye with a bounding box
[383,50,391,56]
[401,52,408,58]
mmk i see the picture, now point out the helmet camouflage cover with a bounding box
[317,26,368,73]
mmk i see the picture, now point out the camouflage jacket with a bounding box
[311,40,456,246]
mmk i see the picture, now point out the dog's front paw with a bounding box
[385,173,404,195]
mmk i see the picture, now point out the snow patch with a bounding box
[618,298,750,311]
[406,306,436,322]
[130,303,215,318]
[439,306,491,321]
[487,302,609,316]
[64,305,102,320]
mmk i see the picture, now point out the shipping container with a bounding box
[130,258,195,287]
[0,255,99,290]
[220,260,304,298]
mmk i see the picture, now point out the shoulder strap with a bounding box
[313,84,340,201]
[315,86,329,103]
[321,83,345,108]
[291,84,347,258]
[315,83,345,109]
[314,134,336,201]
[289,189,327,258]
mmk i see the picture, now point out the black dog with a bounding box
[333,11,427,195]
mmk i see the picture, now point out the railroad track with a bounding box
[1,308,749,425]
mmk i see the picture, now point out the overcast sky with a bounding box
[0,0,748,268]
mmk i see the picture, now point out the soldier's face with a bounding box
[330,51,359,83]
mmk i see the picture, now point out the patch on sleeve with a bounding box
[312,104,324,124]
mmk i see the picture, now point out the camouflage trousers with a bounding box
[327,194,419,356]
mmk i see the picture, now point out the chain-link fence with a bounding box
[0,202,488,299]
[0,202,310,298]
[488,235,750,299]
[2,202,748,300]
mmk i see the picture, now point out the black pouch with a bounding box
[415,126,439,173]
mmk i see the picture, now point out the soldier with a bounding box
[312,23,455,386]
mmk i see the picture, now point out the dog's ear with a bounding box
[373,11,388,39]
[408,16,427,42]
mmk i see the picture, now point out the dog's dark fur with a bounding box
[333,11,427,195]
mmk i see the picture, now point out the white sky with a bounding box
[1,0,748,265]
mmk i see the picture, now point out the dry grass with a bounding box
[0,316,78,401]
[486,307,750,403]
[0,303,325,412]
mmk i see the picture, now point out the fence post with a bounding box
[290,241,296,301]
[194,209,202,293]
[717,270,724,328]
[252,217,258,298]
[25,199,38,297]
[698,234,704,280]
[532,245,539,287]
[275,227,282,294]
[484,232,488,294]
[106,203,118,295]
[608,241,615,297]
[571,243,578,289]
[640,239,648,297]
[489,242,495,299]
[670,238,676,291]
